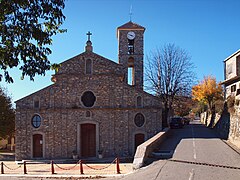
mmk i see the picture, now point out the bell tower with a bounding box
[117,21,145,90]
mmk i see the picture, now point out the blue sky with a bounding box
[1,0,240,102]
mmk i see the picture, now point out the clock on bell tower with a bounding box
[117,21,145,90]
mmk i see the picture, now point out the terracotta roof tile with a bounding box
[117,21,145,30]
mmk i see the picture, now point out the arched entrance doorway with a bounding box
[134,133,145,151]
[81,123,96,157]
[33,134,43,158]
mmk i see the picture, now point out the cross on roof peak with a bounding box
[85,31,93,52]
[86,31,92,41]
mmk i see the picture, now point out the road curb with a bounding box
[0,174,127,179]
[222,140,240,155]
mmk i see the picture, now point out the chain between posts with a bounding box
[53,160,80,171]
[2,163,22,171]
[83,158,117,171]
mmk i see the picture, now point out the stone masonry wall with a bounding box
[228,108,240,148]
[15,52,162,160]
[200,109,240,149]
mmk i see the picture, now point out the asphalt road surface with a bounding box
[108,119,240,180]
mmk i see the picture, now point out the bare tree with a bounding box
[145,43,195,128]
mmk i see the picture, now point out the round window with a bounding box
[81,91,96,107]
[32,115,41,128]
[134,113,145,127]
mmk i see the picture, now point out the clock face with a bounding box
[127,31,135,40]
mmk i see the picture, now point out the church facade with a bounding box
[15,21,162,160]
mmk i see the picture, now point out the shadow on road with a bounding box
[148,120,221,164]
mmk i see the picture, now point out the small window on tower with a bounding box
[128,39,134,54]
[128,57,135,86]
[128,67,134,85]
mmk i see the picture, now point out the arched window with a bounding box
[128,57,134,85]
[134,113,145,127]
[33,97,40,109]
[34,99,40,109]
[136,96,142,107]
[86,59,92,74]
[32,114,41,128]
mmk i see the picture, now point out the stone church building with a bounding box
[15,21,162,160]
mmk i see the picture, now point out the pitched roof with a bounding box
[117,21,145,30]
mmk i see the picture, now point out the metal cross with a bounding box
[86,31,92,41]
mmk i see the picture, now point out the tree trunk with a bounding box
[162,103,169,128]
[208,105,216,128]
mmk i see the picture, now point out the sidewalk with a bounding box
[0,159,133,179]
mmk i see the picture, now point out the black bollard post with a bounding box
[79,160,84,174]
[51,160,55,174]
[116,157,120,174]
[1,162,4,174]
[23,161,27,174]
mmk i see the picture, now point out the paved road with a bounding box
[107,119,240,180]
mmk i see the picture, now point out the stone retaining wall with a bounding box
[200,109,240,149]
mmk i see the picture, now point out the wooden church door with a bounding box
[81,123,96,157]
[33,134,43,158]
[135,133,145,151]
